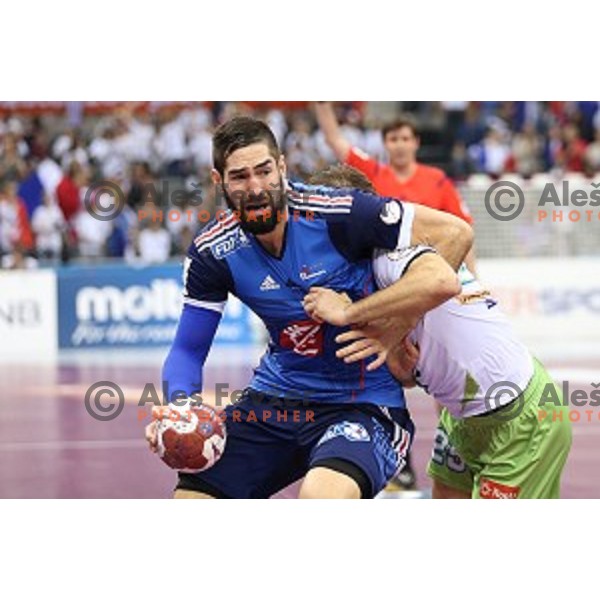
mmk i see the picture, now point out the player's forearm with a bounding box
[162,345,204,402]
[410,204,474,271]
[314,102,351,161]
[343,253,460,325]
[162,305,220,402]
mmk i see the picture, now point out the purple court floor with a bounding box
[0,349,598,498]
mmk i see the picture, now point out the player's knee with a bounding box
[299,467,361,499]
[432,478,471,499]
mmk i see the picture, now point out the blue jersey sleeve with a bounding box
[182,242,235,315]
[162,304,221,402]
[163,234,235,403]
[288,181,412,262]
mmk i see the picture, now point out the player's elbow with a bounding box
[438,216,474,271]
[420,258,461,305]
[432,268,461,302]
[412,205,474,269]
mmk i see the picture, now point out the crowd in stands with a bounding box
[1,101,599,268]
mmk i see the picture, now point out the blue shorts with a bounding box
[176,388,414,498]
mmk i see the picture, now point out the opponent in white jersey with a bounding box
[303,165,571,499]
[373,253,534,419]
[307,244,571,499]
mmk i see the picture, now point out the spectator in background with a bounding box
[576,101,599,141]
[52,128,76,162]
[509,123,542,177]
[56,161,86,223]
[512,101,542,133]
[583,128,600,176]
[31,193,66,260]
[0,181,19,255]
[5,117,30,157]
[88,121,112,170]
[180,106,212,134]
[284,116,319,179]
[165,200,196,256]
[34,139,63,200]
[594,109,600,136]
[449,141,476,180]
[0,177,33,254]
[153,108,188,177]
[543,124,563,171]
[468,125,511,177]
[133,209,172,264]
[88,121,128,180]
[0,132,27,181]
[17,160,45,219]
[106,203,137,259]
[127,161,156,209]
[114,105,156,165]
[456,102,486,146]
[557,123,588,172]
[183,106,213,173]
[414,101,446,132]
[22,116,44,153]
[52,128,90,170]
[441,101,468,144]
[3,100,599,267]
[266,109,288,147]
[1,243,38,269]
[72,186,112,260]
[495,101,517,131]
[188,123,213,173]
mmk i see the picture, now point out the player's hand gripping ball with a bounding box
[152,401,227,473]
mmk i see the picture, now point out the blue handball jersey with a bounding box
[183,181,412,408]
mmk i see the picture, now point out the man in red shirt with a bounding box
[315,102,476,273]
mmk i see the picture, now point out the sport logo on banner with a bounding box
[57,264,258,348]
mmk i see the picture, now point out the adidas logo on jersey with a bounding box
[259,275,281,292]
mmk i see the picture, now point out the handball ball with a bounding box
[153,401,226,473]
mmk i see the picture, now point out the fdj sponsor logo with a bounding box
[213,237,237,259]
[76,280,182,322]
[212,230,249,259]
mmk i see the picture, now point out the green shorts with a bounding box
[427,359,572,499]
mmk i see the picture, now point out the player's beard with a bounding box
[223,175,287,235]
